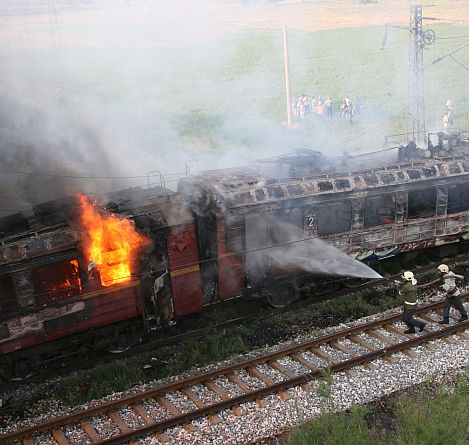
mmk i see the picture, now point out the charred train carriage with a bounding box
[1,133,469,377]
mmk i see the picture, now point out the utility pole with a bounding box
[283,25,292,127]
[48,0,61,47]
[408,4,435,143]
[408,5,425,143]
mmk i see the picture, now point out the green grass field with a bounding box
[91,23,469,154]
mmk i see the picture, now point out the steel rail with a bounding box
[2,295,468,444]
[96,320,469,445]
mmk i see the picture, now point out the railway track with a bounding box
[2,295,469,445]
[3,253,469,390]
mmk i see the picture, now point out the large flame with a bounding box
[77,194,151,287]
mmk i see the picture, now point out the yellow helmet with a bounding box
[438,264,449,274]
[402,271,414,281]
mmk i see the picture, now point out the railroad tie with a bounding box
[433,309,445,318]
[419,313,439,323]
[231,405,245,416]
[365,330,399,363]
[156,396,182,417]
[382,355,399,364]
[401,348,418,358]
[247,366,274,386]
[434,308,459,322]
[80,419,100,443]
[22,438,33,445]
[348,335,377,351]
[361,362,377,371]
[247,366,292,401]
[435,309,459,323]
[421,342,437,351]
[204,380,230,401]
[440,335,456,344]
[311,346,359,376]
[310,347,339,364]
[227,373,252,393]
[268,360,296,379]
[328,341,359,375]
[347,336,377,370]
[109,411,130,434]
[277,390,291,401]
[366,329,394,345]
[132,403,157,426]
[226,374,251,415]
[382,324,409,338]
[382,330,419,357]
[329,341,357,357]
[156,432,171,443]
[51,428,68,445]
[155,396,195,432]
[290,352,317,371]
[456,331,469,340]
[248,365,290,400]
[181,388,222,424]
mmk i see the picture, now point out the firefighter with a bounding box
[437,264,468,324]
[399,271,426,334]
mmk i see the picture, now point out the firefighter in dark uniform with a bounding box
[399,271,426,334]
[437,264,468,324]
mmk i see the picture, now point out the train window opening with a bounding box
[364,195,395,227]
[448,184,469,214]
[0,275,18,316]
[33,260,83,305]
[317,201,352,235]
[245,214,269,250]
[271,208,303,245]
[408,189,437,219]
[225,226,245,252]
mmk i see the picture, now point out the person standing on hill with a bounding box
[324,97,333,120]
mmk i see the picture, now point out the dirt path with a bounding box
[1,0,467,47]
[224,0,469,32]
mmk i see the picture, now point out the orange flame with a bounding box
[36,260,83,305]
[77,194,151,287]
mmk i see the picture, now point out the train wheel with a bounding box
[266,284,298,308]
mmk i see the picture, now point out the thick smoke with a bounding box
[0,93,122,209]
[0,0,416,214]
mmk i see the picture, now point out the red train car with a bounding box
[2,131,469,378]
[0,187,203,378]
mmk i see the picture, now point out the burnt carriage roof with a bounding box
[180,154,469,210]
[0,186,192,267]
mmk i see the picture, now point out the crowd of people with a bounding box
[292,95,362,125]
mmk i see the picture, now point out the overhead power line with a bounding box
[0,169,149,180]
[448,54,469,72]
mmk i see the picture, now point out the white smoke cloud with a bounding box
[0,0,414,212]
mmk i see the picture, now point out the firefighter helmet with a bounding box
[438,264,449,274]
[402,271,414,281]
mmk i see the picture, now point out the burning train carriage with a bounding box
[3,134,469,378]
[0,186,204,378]
[178,143,469,307]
